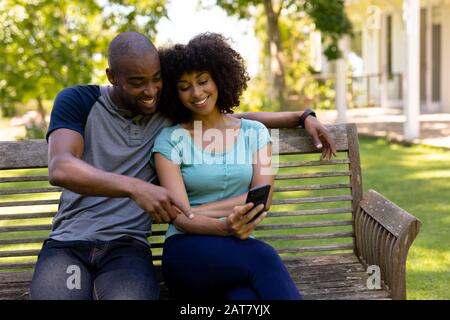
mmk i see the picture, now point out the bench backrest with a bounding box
[0,123,361,272]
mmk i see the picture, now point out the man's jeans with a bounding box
[29,236,159,300]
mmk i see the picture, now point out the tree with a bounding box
[208,0,352,110]
[0,0,167,119]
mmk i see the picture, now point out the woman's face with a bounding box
[176,71,218,117]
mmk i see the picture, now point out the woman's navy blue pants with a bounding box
[162,234,302,300]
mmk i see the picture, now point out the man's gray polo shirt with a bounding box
[46,85,172,246]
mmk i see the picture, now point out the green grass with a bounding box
[0,136,449,299]
[359,137,450,300]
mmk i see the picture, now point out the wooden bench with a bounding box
[0,123,421,300]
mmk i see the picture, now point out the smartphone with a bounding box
[245,184,271,223]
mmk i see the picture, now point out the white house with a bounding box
[340,0,450,140]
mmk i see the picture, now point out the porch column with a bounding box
[425,2,433,112]
[403,0,421,140]
[335,36,349,123]
[380,13,389,108]
[442,3,450,113]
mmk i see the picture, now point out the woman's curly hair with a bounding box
[158,33,250,123]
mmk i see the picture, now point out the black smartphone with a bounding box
[245,184,271,223]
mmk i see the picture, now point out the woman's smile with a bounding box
[192,96,209,108]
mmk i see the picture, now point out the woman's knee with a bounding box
[249,241,283,266]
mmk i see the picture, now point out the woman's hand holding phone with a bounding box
[225,202,267,240]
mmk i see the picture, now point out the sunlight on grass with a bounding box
[408,247,450,273]
[360,136,450,300]
[405,170,450,179]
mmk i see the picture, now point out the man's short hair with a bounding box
[108,32,157,71]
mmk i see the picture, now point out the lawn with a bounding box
[0,136,448,299]
[358,137,450,300]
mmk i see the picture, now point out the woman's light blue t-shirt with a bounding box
[151,119,272,238]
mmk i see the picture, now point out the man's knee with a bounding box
[93,272,160,300]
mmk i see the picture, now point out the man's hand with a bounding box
[304,115,337,160]
[225,203,267,240]
[130,180,194,224]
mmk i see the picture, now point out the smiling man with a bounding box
[29,32,336,300]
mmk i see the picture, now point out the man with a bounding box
[29,32,336,300]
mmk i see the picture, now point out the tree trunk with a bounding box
[263,0,286,110]
[36,96,46,120]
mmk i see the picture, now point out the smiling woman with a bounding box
[158,33,250,124]
[175,71,218,122]
[151,33,304,300]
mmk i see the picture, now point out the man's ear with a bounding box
[106,68,116,85]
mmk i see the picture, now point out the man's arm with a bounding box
[233,110,337,160]
[48,128,192,223]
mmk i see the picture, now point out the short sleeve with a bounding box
[247,121,272,154]
[151,127,184,165]
[46,85,100,141]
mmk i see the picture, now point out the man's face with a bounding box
[107,51,162,115]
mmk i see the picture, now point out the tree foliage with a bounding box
[0,0,167,117]
[302,0,352,60]
[207,0,352,110]
[213,0,352,60]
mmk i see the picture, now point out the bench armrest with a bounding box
[354,189,421,299]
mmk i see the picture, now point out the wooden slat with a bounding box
[275,171,351,180]
[0,140,48,169]
[298,279,369,292]
[276,244,354,254]
[0,287,30,300]
[0,262,36,270]
[0,199,59,207]
[0,212,56,220]
[276,159,350,168]
[346,123,363,224]
[293,270,367,286]
[0,225,52,232]
[274,183,351,192]
[258,231,353,242]
[268,207,351,217]
[0,237,48,245]
[0,272,33,283]
[149,230,167,237]
[304,292,391,300]
[272,195,352,205]
[152,255,162,261]
[271,125,349,155]
[256,220,353,230]
[0,176,49,183]
[0,187,61,195]
[0,249,41,258]
[386,233,397,289]
[281,253,358,265]
[290,262,365,276]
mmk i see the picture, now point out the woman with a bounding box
[152,33,301,300]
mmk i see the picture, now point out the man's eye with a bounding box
[130,82,144,87]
